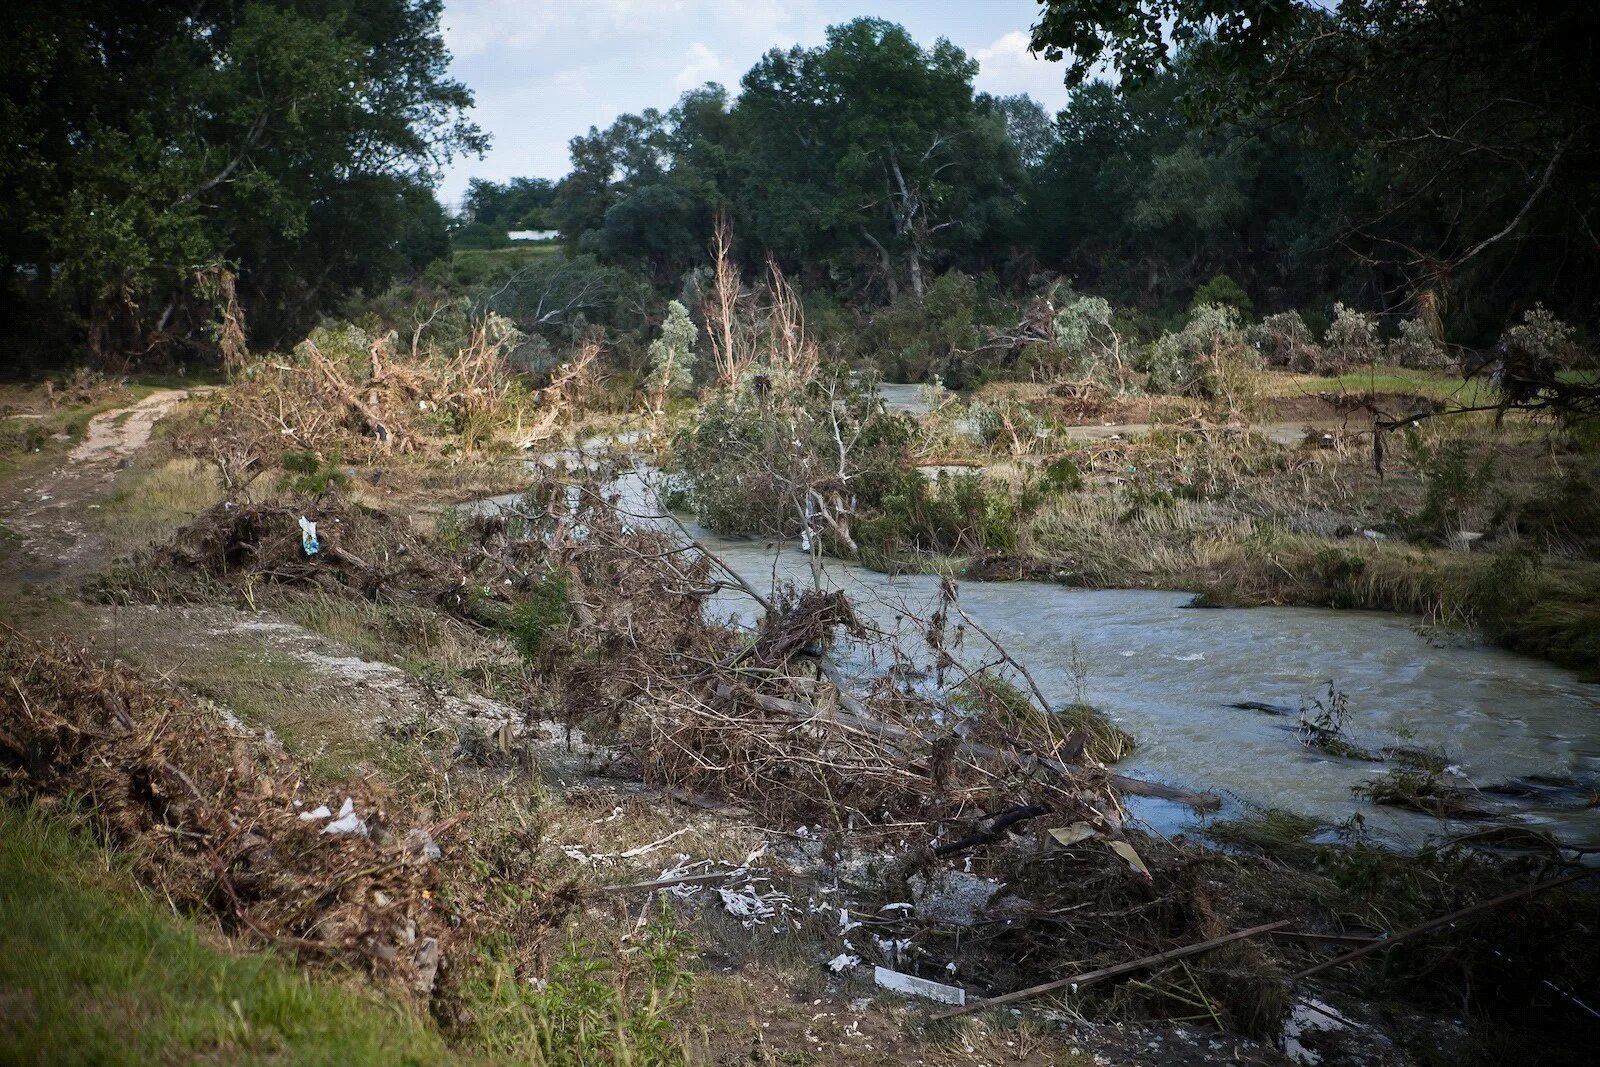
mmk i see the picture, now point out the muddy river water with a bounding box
[476,453,1600,849]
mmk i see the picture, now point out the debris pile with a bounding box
[0,628,453,993]
[497,475,1311,1032]
[177,320,599,464]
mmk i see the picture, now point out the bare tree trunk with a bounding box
[907,248,925,301]
[861,229,899,302]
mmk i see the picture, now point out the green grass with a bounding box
[0,803,475,1066]
[1258,364,1498,406]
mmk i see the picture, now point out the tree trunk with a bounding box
[907,248,925,301]
[862,229,899,302]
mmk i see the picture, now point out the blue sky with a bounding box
[436,0,1070,207]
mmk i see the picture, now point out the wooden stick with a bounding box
[1291,870,1592,981]
[931,920,1290,1021]
[597,871,740,895]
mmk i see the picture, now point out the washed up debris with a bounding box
[1108,839,1152,879]
[718,881,791,927]
[873,966,966,1006]
[321,797,367,835]
[1281,996,1354,1065]
[403,827,442,861]
[1228,701,1295,716]
[828,952,862,974]
[298,515,319,555]
[0,630,453,993]
[908,870,1006,927]
[934,921,1290,1021]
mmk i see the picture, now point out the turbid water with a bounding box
[475,461,1600,849]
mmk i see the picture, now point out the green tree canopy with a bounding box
[1,0,483,366]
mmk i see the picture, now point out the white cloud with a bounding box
[973,29,1070,109]
[673,42,726,91]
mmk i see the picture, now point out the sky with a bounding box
[436,0,1071,208]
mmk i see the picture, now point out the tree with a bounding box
[648,300,698,411]
[0,0,484,365]
[736,19,1023,300]
[1028,1,1600,333]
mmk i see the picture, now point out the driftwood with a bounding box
[931,920,1291,1020]
[815,660,1220,811]
[1291,870,1593,981]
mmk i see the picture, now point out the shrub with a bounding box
[1047,292,1129,389]
[674,377,910,541]
[1250,310,1320,370]
[1389,316,1449,370]
[856,470,1022,556]
[1145,304,1260,402]
[647,300,697,405]
[1190,273,1253,317]
[1323,303,1381,369]
[512,570,571,664]
[1400,429,1496,543]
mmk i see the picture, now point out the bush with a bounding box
[1047,292,1129,389]
[1250,310,1320,370]
[1389,316,1449,370]
[1190,273,1253,317]
[1323,303,1382,369]
[855,470,1022,556]
[674,377,910,539]
[647,300,697,404]
[859,270,981,383]
[1145,304,1260,402]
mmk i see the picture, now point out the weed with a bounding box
[513,570,571,665]
[1297,683,1377,761]
[456,910,696,1065]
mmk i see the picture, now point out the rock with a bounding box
[412,936,440,993]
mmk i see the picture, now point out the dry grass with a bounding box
[93,456,227,555]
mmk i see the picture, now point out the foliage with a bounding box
[674,376,911,543]
[1323,303,1382,370]
[647,300,698,401]
[1049,291,1129,389]
[1399,430,1497,545]
[1189,273,1252,317]
[457,914,694,1065]
[1145,304,1260,400]
[1028,2,1600,340]
[856,470,1024,556]
[1389,316,1449,371]
[1249,310,1318,371]
[512,570,571,665]
[1,0,482,366]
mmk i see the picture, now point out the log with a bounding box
[931,920,1291,1020]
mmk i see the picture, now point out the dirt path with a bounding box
[69,388,194,465]
[2,388,204,580]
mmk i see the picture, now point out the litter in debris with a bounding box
[298,515,319,556]
[827,952,861,973]
[321,796,366,835]
[873,966,966,1006]
[1048,822,1099,848]
[404,828,442,861]
[298,804,332,821]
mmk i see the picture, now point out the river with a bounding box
[473,455,1600,850]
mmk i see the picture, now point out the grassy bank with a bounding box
[0,804,470,1066]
